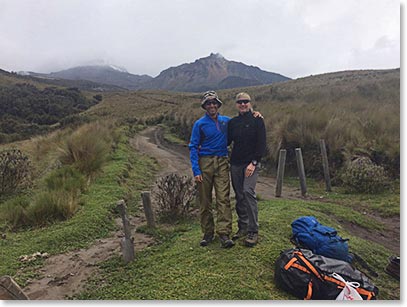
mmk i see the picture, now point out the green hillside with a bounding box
[0,68,400,300]
[86,68,400,179]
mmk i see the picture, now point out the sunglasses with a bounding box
[236,100,250,104]
[204,100,219,106]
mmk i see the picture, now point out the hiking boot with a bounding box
[244,232,258,247]
[200,234,214,247]
[232,229,248,241]
[219,235,235,248]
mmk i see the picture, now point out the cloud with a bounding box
[0,0,400,78]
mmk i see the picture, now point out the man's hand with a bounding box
[245,163,256,177]
[252,110,264,119]
[194,174,203,183]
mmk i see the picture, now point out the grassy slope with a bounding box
[75,188,400,300]
[0,129,158,285]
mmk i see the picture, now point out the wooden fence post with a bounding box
[141,191,156,228]
[116,200,135,264]
[319,139,332,192]
[275,149,287,197]
[295,148,307,197]
[0,276,29,300]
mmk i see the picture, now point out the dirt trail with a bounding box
[22,214,155,300]
[132,126,302,200]
[20,126,399,299]
[134,126,399,254]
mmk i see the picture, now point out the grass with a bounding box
[74,193,400,300]
[0,127,158,286]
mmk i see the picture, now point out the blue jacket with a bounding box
[189,113,230,176]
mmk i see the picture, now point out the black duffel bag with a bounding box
[274,248,378,300]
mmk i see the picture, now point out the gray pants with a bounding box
[230,163,259,233]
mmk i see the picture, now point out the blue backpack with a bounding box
[291,216,353,263]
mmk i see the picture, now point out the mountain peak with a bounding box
[209,52,224,59]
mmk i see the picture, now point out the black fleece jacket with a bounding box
[227,110,267,165]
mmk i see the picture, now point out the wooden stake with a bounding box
[116,200,135,264]
[320,139,332,192]
[275,149,287,197]
[295,148,307,196]
[141,191,156,228]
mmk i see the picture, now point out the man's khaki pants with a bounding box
[198,156,232,236]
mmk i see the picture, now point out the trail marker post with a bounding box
[295,148,307,197]
[116,200,135,264]
[141,191,156,228]
[275,149,287,197]
[319,139,332,192]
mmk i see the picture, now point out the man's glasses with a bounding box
[204,100,219,106]
[236,100,250,104]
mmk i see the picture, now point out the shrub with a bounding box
[27,190,78,227]
[59,122,112,176]
[152,173,196,222]
[45,165,86,195]
[340,156,390,194]
[0,149,32,195]
[0,196,30,230]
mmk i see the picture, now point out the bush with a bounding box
[1,166,85,230]
[0,196,30,230]
[0,149,32,195]
[340,157,390,193]
[45,166,86,195]
[152,173,196,222]
[59,122,112,176]
[27,190,78,227]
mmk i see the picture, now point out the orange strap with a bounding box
[284,257,298,270]
[356,287,374,300]
[284,256,311,274]
[324,275,345,287]
[295,252,324,281]
[305,281,313,300]
[292,263,311,274]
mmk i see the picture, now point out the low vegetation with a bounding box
[0,149,32,195]
[0,68,399,300]
[0,124,158,283]
[74,187,400,300]
[0,83,98,143]
[152,173,196,222]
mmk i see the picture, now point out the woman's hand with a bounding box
[245,163,256,177]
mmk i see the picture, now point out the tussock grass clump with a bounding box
[0,196,30,230]
[341,157,390,194]
[59,122,113,176]
[27,190,78,227]
[45,165,85,194]
[1,166,85,230]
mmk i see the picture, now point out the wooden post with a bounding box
[141,191,156,228]
[295,148,307,197]
[0,276,29,300]
[319,139,332,192]
[116,200,135,264]
[275,149,287,197]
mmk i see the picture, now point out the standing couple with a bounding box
[189,90,266,248]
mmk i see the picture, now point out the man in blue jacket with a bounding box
[189,91,234,248]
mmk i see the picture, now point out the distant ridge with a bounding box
[15,53,290,92]
[25,65,152,90]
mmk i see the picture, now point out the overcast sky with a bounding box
[0,0,400,79]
